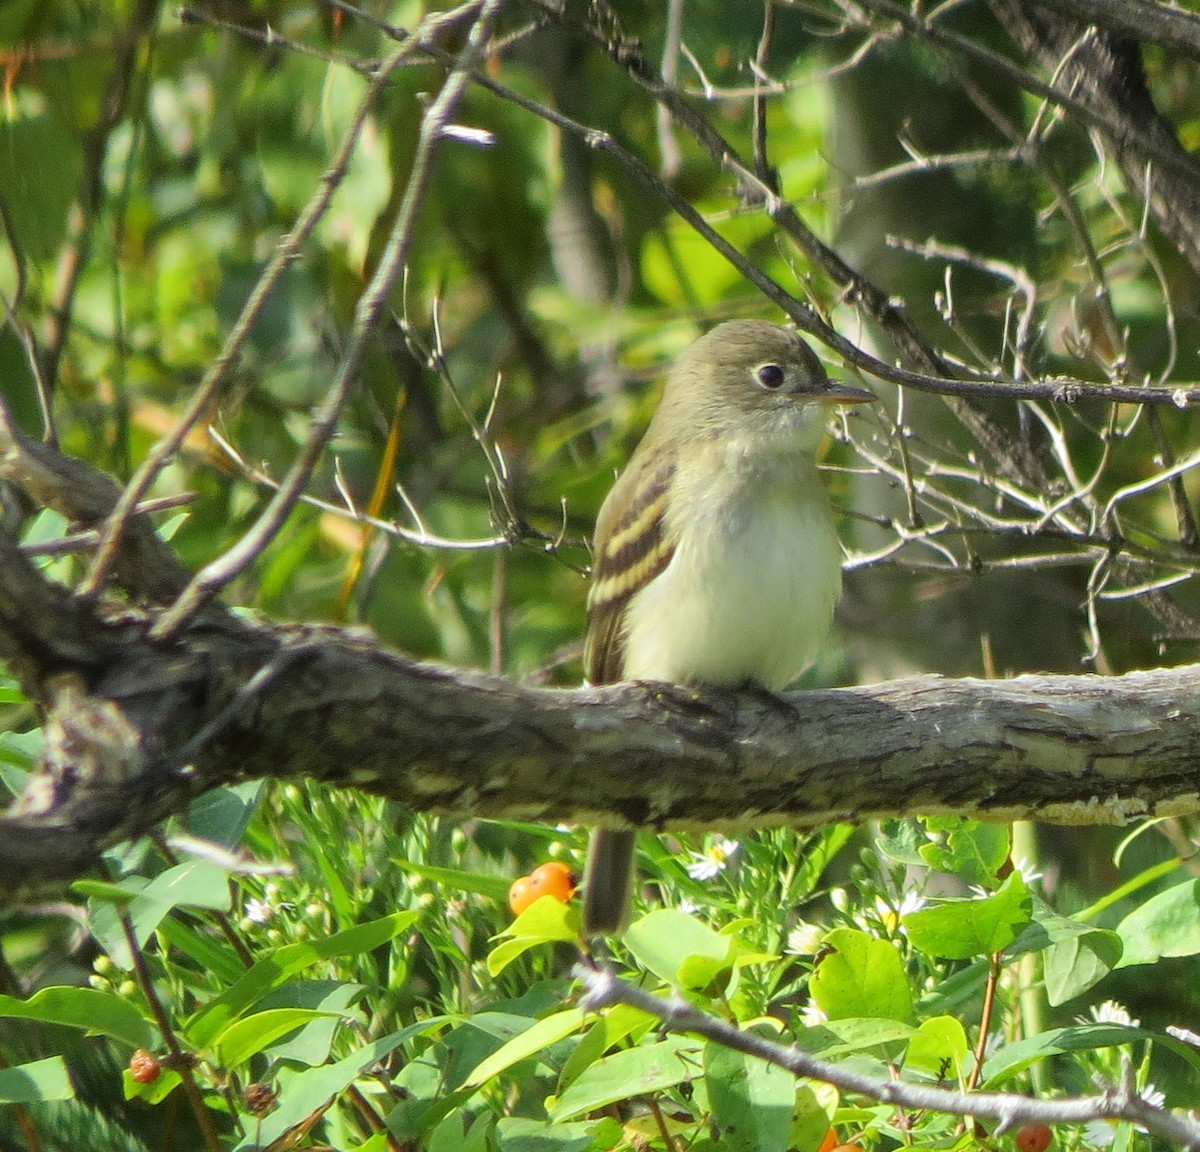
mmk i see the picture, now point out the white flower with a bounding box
[786,922,827,956]
[1012,857,1043,885]
[1082,1000,1139,1028]
[677,897,699,915]
[1166,1024,1200,1048]
[799,999,828,1028]
[1084,1082,1164,1143]
[1083,1119,1116,1147]
[243,897,273,924]
[865,891,925,934]
[1140,1084,1166,1109]
[685,837,739,881]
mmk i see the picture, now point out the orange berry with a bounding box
[829,1145,861,1152]
[817,1129,839,1152]
[528,862,577,903]
[508,862,578,916]
[1015,1124,1053,1152]
[508,875,536,915]
[128,1049,161,1084]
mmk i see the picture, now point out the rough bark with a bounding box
[3,510,1200,884]
[2,405,1200,889]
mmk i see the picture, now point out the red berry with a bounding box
[1016,1123,1053,1152]
[129,1049,161,1084]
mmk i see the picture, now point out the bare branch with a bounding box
[1025,0,1200,63]
[147,0,504,638]
[3,503,1200,886]
[80,2,471,599]
[579,969,1200,1148]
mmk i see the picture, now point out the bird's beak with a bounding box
[819,381,876,406]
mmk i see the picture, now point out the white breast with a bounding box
[619,440,842,690]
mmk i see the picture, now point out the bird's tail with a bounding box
[583,828,637,935]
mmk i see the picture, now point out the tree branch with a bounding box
[3,501,1200,886]
[1027,0,1200,65]
[578,968,1200,1149]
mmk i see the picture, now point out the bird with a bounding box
[582,319,874,935]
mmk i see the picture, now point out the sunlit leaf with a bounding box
[809,928,913,1022]
[550,1036,702,1121]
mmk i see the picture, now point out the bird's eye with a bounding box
[757,363,785,390]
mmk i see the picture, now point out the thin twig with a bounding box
[80,3,476,599]
[122,913,222,1152]
[752,0,779,191]
[578,967,1200,1148]
[148,0,504,638]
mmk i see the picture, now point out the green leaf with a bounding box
[156,916,250,987]
[793,825,856,894]
[0,728,41,775]
[641,211,772,307]
[875,820,931,866]
[624,909,735,989]
[1115,878,1200,967]
[487,897,579,976]
[902,872,1032,959]
[213,1008,344,1068]
[809,928,913,1022]
[496,1115,623,1152]
[791,1082,838,1152]
[0,114,83,260]
[429,1110,493,1152]
[918,818,1011,887]
[236,1019,454,1151]
[395,857,514,903]
[256,980,367,1067]
[181,781,264,849]
[1043,927,1123,1005]
[156,511,189,541]
[558,1005,656,1090]
[123,1066,182,1104]
[904,1015,970,1083]
[797,1017,916,1057]
[551,1035,702,1121]
[0,987,154,1050]
[463,1009,585,1089]
[355,1135,392,1152]
[88,861,234,968]
[705,1040,794,1152]
[913,958,990,1019]
[73,878,139,904]
[190,911,418,1047]
[0,1056,73,1103]
[982,1023,1200,1086]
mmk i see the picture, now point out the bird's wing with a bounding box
[584,453,678,685]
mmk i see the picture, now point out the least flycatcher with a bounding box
[582,319,874,935]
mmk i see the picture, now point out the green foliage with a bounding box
[3,0,1200,1148]
[3,770,1193,1149]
